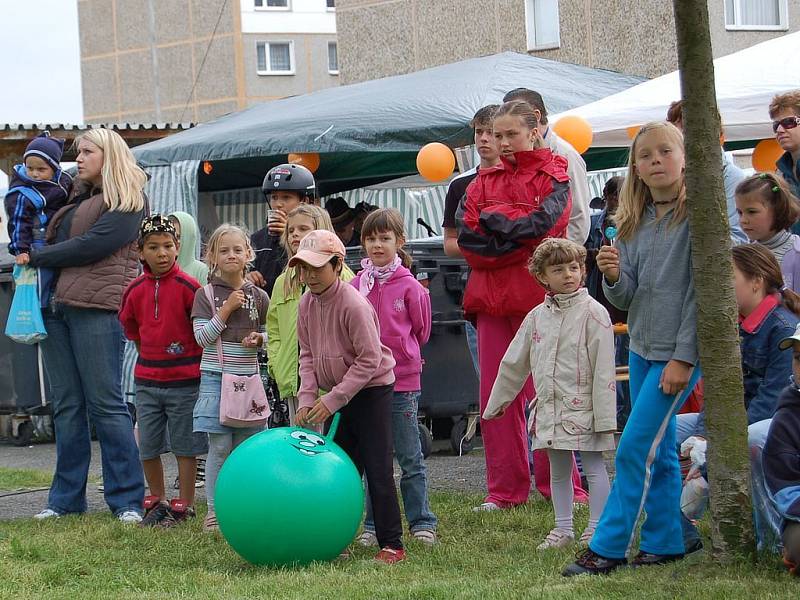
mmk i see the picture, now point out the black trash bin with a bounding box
[346,236,480,455]
[0,249,53,445]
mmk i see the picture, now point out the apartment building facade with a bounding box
[79,0,340,124]
[335,0,799,83]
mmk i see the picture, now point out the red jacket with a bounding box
[457,148,571,317]
[119,262,202,387]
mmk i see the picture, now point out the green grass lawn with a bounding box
[0,490,795,599]
[0,466,52,491]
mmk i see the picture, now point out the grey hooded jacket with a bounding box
[602,204,698,366]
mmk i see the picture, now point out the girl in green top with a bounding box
[266,205,354,423]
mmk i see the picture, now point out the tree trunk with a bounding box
[672,1,755,562]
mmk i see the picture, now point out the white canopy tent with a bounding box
[552,32,798,147]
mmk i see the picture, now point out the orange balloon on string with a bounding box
[552,116,593,154]
[288,152,321,173]
[416,143,455,182]
[751,139,783,172]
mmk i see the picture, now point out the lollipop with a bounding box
[604,226,618,246]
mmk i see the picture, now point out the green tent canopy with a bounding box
[134,52,644,195]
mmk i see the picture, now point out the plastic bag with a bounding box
[5,265,47,344]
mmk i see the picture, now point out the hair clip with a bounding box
[772,186,780,193]
[758,173,769,179]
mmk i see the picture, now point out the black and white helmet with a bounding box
[262,163,316,200]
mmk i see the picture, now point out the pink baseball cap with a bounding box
[288,230,346,268]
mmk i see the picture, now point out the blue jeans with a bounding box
[615,334,631,428]
[464,321,479,376]
[677,414,782,552]
[364,391,437,533]
[40,305,144,516]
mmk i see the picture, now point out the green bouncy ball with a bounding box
[215,413,364,566]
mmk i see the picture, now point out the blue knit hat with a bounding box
[23,132,65,172]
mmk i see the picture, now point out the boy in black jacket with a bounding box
[765,326,800,575]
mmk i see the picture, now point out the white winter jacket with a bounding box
[484,288,617,451]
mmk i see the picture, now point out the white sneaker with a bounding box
[536,528,575,550]
[473,502,501,512]
[33,509,61,520]
[117,510,143,524]
[412,529,437,546]
[357,530,378,547]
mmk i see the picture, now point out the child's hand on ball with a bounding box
[307,400,332,425]
[295,407,310,427]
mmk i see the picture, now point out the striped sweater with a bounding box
[191,278,270,376]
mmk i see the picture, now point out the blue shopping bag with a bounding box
[5,265,47,344]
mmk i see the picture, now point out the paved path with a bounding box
[0,437,489,520]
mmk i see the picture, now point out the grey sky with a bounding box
[0,0,83,125]
[0,0,82,187]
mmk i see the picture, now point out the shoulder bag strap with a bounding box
[203,284,225,370]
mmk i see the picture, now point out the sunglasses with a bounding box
[772,116,800,133]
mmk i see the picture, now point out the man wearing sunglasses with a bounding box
[770,91,800,202]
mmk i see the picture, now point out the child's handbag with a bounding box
[203,284,269,428]
[5,265,47,344]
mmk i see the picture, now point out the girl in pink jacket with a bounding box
[351,209,438,546]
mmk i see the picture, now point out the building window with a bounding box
[328,42,339,74]
[256,42,294,75]
[254,0,290,10]
[524,0,560,51]
[326,0,335,9]
[725,0,787,30]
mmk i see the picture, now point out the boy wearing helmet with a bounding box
[247,163,316,295]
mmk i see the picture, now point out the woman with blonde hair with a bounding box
[29,128,147,523]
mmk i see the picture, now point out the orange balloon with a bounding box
[751,139,783,172]
[416,142,455,182]
[288,152,320,173]
[626,125,641,140]
[552,116,593,154]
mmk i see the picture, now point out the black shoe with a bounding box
[562,549,627,577]
[157,499,196,529]
[685,539,703,555]
[630,550,684,567]
[139,496,170,527]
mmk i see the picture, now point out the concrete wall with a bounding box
[243,33,340,102]
[241,0,337,34]
[79,0,241,123]
[336,0,799,83]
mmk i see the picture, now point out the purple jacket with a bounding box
[352,265,432,392]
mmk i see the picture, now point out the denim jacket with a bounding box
[778,151,800,199]
[740,299,798,423]
[694,296,797,435]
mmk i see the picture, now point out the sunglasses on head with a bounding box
[772,116,800,133]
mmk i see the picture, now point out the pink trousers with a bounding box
[477,313,588,506]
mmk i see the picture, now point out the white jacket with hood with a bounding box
[484,288,617,451]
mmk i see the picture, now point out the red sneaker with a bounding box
[375,547,406,564]
[158,498,196,528]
